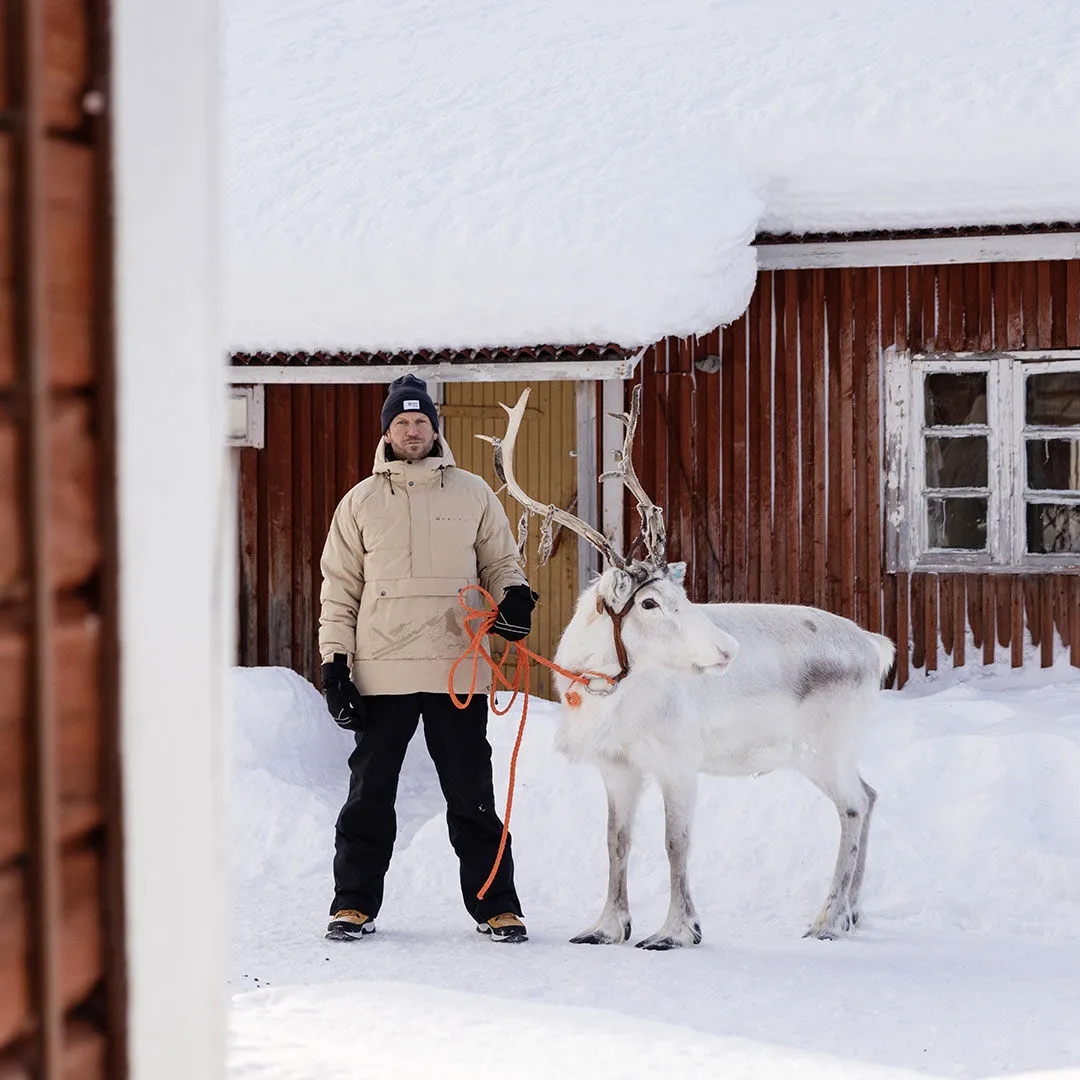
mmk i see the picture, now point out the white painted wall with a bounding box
[112,2,230,1078]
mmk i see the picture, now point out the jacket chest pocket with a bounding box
[428,511,480,578]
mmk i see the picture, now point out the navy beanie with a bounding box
[381,374,439,434]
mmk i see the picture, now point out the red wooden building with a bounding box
[232,232,1080,691]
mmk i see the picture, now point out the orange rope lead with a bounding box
[448,585,616,899]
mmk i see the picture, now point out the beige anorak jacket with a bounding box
[318,437,527,695]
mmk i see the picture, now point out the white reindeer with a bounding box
[481,387,895,951]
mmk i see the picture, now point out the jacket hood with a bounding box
[372,433,458,475]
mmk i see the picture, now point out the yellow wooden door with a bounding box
[441,381,579,699]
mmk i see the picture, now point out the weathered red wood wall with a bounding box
[634,260,1080,687]
[0,0,124,1076]
[238,385,385,685]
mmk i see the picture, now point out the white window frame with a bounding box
[226,385,265,448]
[885,348,1080,573]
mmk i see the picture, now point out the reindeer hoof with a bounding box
[635,936,678,950]
[634,923,701,950]
[570,922,630,945]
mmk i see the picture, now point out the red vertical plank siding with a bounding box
[967,574,983,650]
[731,319,749,600]
[992,264,1009,349]
[883,573,898,685]
[1006,264,1024,349]
[292,386,314,683]
[824,271,842,614]
[910,573,926,670]
[757,274,774,602]
[1067,262,1080,346]
[746,290,762,601]
[255,416,270,665]
[678,345,695,578]
[865,269,883,634]
[962,264,980,351]
[1040,578,1054,668]
[1036,262,1053,348]
[977,264,993,351]
[1051,264,1068,348]
[894,267,909,353]
[1022,263,1039,348]
[1010,577,1025,666]
[838,269,855,621]
[311,386,332,674]
[799,272,817,606]
[1025,577,1041,648]
[908,266,925,353]
[265,386,293,668]
[811,270,828,609]
[939,575,955,657]
[896,572,910,686]
[784,271,802,602]
[924,574,939,672]
[948,264,965,351]
[1056,576,1071,652]
[952,576,966,668]
[982,576,996,665]
[773,273,790,602]
[881,266,896,352]
[238,448,259,665]
[1072,577,1080,668]
[721,329,736,602]
[705,332,723,601]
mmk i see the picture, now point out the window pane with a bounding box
[928,497,987,550]
[925,372,987,426]
[925,436,988,487]
[1026,503,1080,554]
[1026,372,1080,427]
[1026,439,1080,491]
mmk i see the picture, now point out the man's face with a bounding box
[385,412,436,462]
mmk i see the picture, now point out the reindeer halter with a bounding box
[596,573,665,686]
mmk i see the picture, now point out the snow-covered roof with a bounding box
[225,1,1080,353]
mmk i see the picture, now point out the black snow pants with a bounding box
[330,691,522,924]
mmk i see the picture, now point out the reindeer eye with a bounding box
[639,598,659,610]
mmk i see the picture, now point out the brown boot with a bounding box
[326,909,376,941]
[477,912,528,942]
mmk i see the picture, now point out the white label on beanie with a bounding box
[403,399,420,410]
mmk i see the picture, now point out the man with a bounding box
[318,373,538,944]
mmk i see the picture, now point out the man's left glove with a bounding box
[491,584,539,642]
[321,653,366,731]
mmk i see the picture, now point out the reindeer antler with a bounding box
[477,388,627,570]
[600,384,667,567]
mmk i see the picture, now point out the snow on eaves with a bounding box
[224,0,1080,353]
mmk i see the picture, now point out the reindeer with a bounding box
[480,386,895,951]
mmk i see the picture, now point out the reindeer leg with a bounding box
[635,771,701,951]
[804,770,872,940]
[570,760,643,945]
[848,777,877,924]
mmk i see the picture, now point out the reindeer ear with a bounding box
[603,568,637,610]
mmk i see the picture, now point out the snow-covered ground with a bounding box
[229,658,1080,1078]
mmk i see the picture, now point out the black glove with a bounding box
[321,653,365,731]
[491,584,538,642]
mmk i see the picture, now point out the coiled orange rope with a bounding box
[448,585,616,899]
